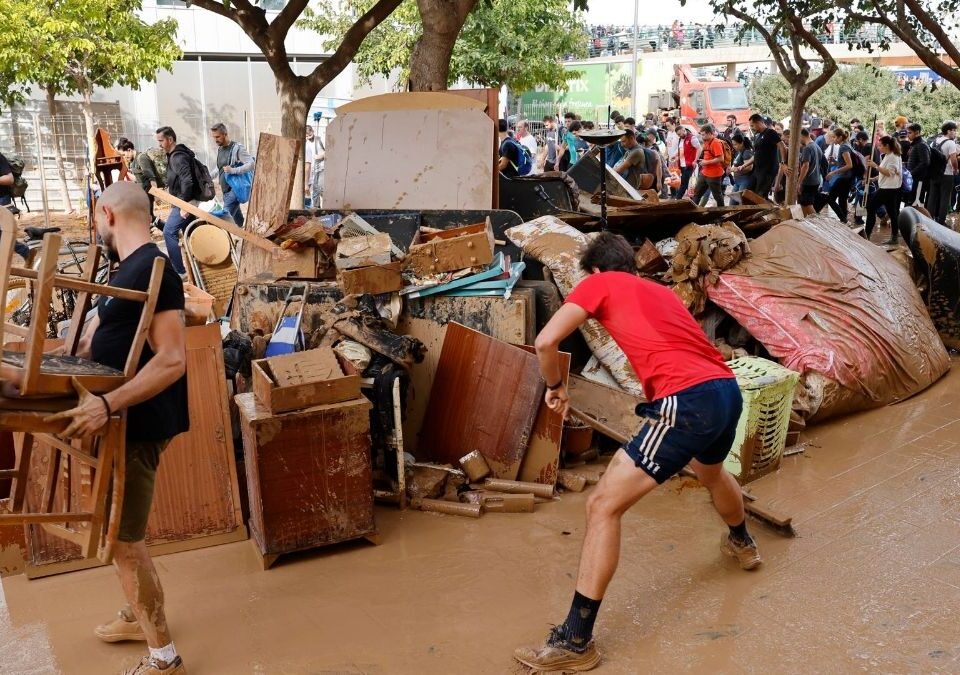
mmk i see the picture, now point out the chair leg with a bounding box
[99,417,125,564]
[40,442,62,516]
[10,433,34,512]
[85,417,119,559]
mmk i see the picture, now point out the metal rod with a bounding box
[630,0,639,119]
[32,113,51,228]
[600,145,608,229]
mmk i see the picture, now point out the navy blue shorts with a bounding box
[624,378,743,484]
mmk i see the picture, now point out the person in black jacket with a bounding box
[905,123,930,206]
[156,126,196,277]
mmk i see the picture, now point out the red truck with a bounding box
[648,65,751,128]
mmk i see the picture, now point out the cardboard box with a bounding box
[335,234,393,270]
[252,348,361,414]
[338,261,403,296]
[403,219,495,275]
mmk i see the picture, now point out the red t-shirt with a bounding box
[565,271,734,401]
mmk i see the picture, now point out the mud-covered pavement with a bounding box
[2,361,958,674]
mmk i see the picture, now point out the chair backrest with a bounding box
[2,213,165,396]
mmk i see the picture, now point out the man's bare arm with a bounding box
[534,303,589,417]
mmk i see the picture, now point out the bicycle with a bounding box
[5,227,110,338]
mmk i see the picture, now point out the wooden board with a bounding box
[338,262,403,296]
[517,348,570,486]
[337,92,487,114]
[419,322,543,479]
[236,393,375,562]
[324,108,493,211]
[231,281,342,335]
[22,324,246,575]
[397,290,534,456]
[238,133,301,282]
[567,374,642,442]
[335,234,393,270]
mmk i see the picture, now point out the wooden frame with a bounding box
[1,212,164,396]
[0,411,125,562]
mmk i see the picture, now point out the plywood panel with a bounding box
[324,108,494,211]
[568,374,642,442]
[337,92,485,114]
[238,132,301,282]
[517,348,570,486]
[397,290,534,457]
[419,323,543,479]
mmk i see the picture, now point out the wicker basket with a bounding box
[724,357,800,484]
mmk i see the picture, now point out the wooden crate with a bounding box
[236,393,377,569]
[403,219,495,276]
[252,348,361,414]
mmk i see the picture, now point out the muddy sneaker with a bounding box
[513,626,601,672]
[95,607,145,643]
[122,656,186,675]
[721,532,762,570]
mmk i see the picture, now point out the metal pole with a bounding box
[630,0,639,119]
[599,145,608,229]
[32,113,51,228]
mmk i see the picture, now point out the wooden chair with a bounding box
[0,207,161,561]
[0,413,126,561]
[0,208,164,396]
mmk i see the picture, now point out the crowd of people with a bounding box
[583,22,895,58]
[497,109,960,239]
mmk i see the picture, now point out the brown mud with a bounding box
[2,360,959,673]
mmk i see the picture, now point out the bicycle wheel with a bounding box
[4,277,30,322]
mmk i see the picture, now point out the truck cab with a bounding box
[673,64,750,129]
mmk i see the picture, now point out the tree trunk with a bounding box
[79,87,97,186]
[785,88,807,205]
[45,86,74,213]
[408,0,478,91]
[277,75,318,209]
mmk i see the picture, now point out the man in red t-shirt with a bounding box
[692,124,727,207]
[514,232,761,673]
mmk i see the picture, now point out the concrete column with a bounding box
[726,62,737,81]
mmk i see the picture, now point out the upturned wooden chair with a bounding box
[0,208,161,561]
[0,208,163,396]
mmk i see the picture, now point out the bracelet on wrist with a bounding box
[98,395,112,418]
[546,380,564,391]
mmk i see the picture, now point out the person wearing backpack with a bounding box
[613,129,656,191]
[692,124,727,206]
[865,135,904,244]
[117,138,165,230]
[498,119,532,178]
[818,127,855,223]
[0,152,29,259]
[925,121,958,225]
[156,126,205,278]
[211,122,255,227]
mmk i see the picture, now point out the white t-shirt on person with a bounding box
[877,153,902,189]
[935,136,958,176]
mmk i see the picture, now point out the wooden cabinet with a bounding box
[236,393,376,569]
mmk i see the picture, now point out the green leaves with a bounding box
[300,0,587,91]
[749,65,903,125]
[0,0,182,100]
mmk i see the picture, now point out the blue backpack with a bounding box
[501,138,532,176]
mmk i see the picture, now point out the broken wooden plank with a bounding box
[567,374,641,441]
[149,187,279,255]
[335,234,393,270]
[238,133,301,281]
[516,346,569,486]
[419,323,543,479]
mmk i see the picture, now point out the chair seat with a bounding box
[2,351,122,378]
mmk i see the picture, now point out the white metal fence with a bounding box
[0,106,330,214]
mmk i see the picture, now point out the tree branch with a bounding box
[724,3,796,81]
[902,0,960,69]
[185,0,235,21]
[307,0,403,92]
[268,0,310,45]
[842,0,960,88]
